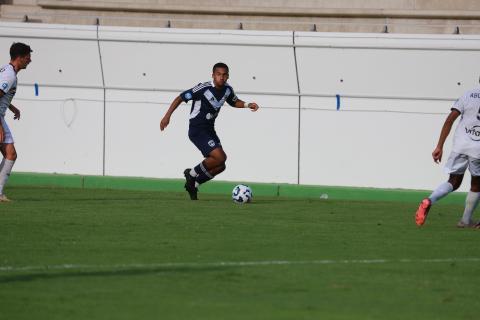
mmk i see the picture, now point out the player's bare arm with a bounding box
[432,109,461,163]
[160,95,183,131]
[234,99,259,111]
[8,104,20,120]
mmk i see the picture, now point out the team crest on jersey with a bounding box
[1,82,7,90]
[185,92,192,100]
[208,140,216,147]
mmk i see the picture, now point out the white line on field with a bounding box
[1,257,479,273]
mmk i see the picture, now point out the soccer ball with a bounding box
[232,184,253,204]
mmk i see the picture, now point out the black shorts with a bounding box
[188,128,222,157]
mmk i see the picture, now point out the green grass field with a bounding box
[1,186,479,319]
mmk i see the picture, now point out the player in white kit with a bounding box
[0,42,32,202]
[416,86,480,227]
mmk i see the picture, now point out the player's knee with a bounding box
[212,151,226,164]
[448,176,462,190]
[451,181,461,191]
[6,150,17,161]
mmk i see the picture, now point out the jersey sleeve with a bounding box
[226,86,239,107]
[0,69,15,94]
[452,93,468,114]
[180,83,204,102]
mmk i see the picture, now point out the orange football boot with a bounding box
[415,198,431,226]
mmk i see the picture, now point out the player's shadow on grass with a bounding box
[0,265,229,284]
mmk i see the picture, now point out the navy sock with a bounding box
[194,162,213,185]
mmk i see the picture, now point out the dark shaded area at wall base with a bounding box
[8,172,467,204]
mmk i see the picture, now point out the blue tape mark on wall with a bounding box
[34,83,39,96]
[336,94,340,110]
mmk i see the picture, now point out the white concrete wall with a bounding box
[2,22,480,190]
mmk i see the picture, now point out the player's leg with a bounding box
[457,176,480,227]
[416,152,466,226]
[0,143,17,202]
[193,147,226,185]
[415,174,463,226]
[184,131,224,200]
[458,158,480,227]
[203,147,227,175]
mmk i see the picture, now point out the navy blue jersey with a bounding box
[180,81,238,129]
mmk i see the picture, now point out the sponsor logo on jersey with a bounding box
[465,125,480,141]
[1,82,7,90]
[470,93,480,99]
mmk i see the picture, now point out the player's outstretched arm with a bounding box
[234,99,259,111]
[432,109,460,163]
[160,95,183,131]
[8,104,20,120]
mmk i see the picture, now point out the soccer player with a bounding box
[0,42,32,202]
[160,62,259,200]
[415,85,480,227]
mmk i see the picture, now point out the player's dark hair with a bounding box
[10,42,32,60]
[213,62,229,73]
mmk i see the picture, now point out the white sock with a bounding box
[190,168,198,178]
[428,182,453,204]
[461,191,480,224]
[0,159,15,195]
[195,181,199,188]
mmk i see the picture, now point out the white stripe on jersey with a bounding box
[189,100,202,119]
[192,82,211,93]
[203,88,231,110]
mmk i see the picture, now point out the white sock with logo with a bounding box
[461,191,480,224]
[189,168,198,178]
[428,182,454,204]
[0,159,15,195]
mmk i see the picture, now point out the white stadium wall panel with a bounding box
[295,32,480,191]
[99,28,298,183]
[0,23,104,175]
[98,28,297,94]
[0,24,102,88]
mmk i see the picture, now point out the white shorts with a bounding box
[0,116,14,144]
[444,152,480,176]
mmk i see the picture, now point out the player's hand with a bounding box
[248,102,259,111]
[432,147,443,163]
[12,108,20,120]
[160,116,170,131]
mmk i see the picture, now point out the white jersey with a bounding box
[0,64,17,117]
[451,87,480,159]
